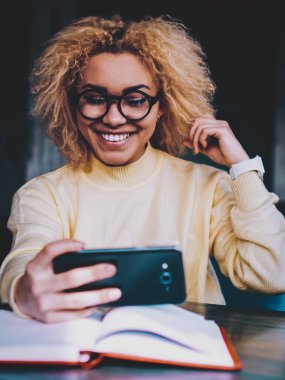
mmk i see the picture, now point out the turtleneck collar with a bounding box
[82,143,162,190]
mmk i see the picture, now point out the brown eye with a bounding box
[123,93,148,108]
[78,91,107,119]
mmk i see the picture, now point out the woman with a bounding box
[1,15,284,323]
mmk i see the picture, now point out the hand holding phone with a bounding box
[14,239,122,323]
[53,246,186,306]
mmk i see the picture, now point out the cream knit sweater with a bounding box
[1,144,285,313]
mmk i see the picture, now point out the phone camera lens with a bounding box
[160,271,172,285]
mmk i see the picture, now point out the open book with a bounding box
[0,304,242,370]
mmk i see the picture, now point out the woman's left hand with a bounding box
[183,114,249,167]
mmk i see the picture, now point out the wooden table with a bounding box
[0,302,284,379]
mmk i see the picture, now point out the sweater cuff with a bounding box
[9,274,31,319]
[231,171,276,210]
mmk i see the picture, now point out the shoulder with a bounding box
[158,149,230,182]
[158,151,234,202]
[15,164,80,196]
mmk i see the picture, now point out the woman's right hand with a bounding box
[15,239,122,323]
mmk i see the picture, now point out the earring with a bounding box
[156,114,161,121]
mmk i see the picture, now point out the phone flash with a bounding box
[162,263,168,269]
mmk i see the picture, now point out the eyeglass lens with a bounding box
[78,91,151,120]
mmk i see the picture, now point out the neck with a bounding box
[82,144,163,189]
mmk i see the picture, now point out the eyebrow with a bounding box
[80,84,151,94]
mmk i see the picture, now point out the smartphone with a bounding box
[53,246,186,306]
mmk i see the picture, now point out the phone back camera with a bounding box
[160,271,172,285]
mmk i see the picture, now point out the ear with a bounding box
[158,102,165,118]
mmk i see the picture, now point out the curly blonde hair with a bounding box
[31,14,215,168]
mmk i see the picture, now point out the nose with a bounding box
[102,101,126,126]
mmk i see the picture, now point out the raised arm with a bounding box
[184,114,285,292]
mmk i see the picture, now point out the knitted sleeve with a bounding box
[210,171,285,294]
[0,177,63,307]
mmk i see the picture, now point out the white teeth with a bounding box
[101,133,130,142]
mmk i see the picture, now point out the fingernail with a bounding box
[109,289,122,300]
[105,264,116,273]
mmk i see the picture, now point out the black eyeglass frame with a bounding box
[76,88,161,122]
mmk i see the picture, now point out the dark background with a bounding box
[0,0,284,309]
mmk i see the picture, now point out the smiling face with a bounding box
[76,53,162,166]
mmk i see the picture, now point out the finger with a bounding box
[32,239,85,268]
[38,288,122,312]
[52,263,117,292]
[199,128,218,149]
[192,122,229,154]
[192,124,205,154]
[182,139,193,149]
[203,113,216,120]
[37,306,100,324]
[189,119,200,142]
[189,118,218,141]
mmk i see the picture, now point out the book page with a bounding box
[95,330,234,367]
[94,305,234,367]
[0,310,103,362]
[97,305,222,353]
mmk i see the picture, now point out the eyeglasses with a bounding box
[77,89,161,121]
